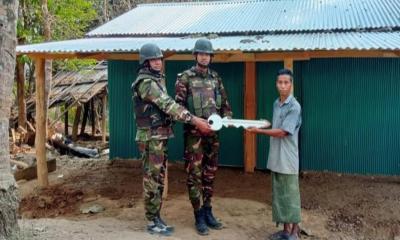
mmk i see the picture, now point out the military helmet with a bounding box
[193,39,214,55]
[139,43,163,64]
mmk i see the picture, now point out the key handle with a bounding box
[208,114,224,131]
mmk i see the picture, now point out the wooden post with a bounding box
[91,99,96,136]
[244,61,257,173]
[284,58,294,94]
[80,103,89,135]
[34,58,49,187]
[17,60,27,129]
[64,103,69,136]
[72,105,82,141]
[101,95,107,143]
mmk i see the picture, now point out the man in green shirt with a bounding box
[247,69,302,240]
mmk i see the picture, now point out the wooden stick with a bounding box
[11,128,16,144]
[18,126,28,134]
[26,121,36,133]
[72,105,82,141]
[80,103,89,135]
[64,103,69,135]
[10,160,30,169]
[91,100,96,136]
[17,60,27,129]
[101,94,107,143]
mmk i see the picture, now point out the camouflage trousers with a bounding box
[184,133,219,210]
[138,139,168,221]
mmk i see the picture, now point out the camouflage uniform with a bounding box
[175,66,232,210]
[132,68,192,221]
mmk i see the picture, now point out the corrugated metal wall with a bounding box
[108,58,400,175]
[164,61,192,162]
[300,58,400,175]
[213,62,244,166]
[256,62,283,169]
[108,60,139,159]
[108,60,244,167]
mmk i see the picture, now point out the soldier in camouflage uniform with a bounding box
[175,39,233,235]
[132,43,212,236]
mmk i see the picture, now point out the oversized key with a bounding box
[207,114,271,131]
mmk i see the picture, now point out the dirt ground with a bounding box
[15,153,400,240]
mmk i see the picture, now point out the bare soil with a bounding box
[16,155,400,240]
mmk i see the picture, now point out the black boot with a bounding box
[202,206,223,229]
[194,208,209,235]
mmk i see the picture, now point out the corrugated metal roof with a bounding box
[87,0,400,37]
[17,31,400,54]
[49,62,108,105]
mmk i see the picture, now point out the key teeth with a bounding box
[210,114,271,130]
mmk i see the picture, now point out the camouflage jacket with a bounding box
[175,66,233,135]
[132,68,193,142]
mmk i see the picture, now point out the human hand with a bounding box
[192,116,213,135]
[245,127,259,133]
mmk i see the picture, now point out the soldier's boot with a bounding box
[156,213,175,232]
[202,206,223,230]
[147,217,172,236]
[194,208,209,235]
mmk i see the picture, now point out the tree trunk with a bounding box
[16,59,27,130]
[0,0,20,239]
[41,0,52,130]
[102,0,108,23]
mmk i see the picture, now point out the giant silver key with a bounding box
[207,114,271,131]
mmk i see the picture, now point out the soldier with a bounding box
[175,39,233,235]
[132,43,212,236]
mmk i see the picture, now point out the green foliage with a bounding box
[17,0,99,74]
[54,59,98,72]
[17,0,43,44]
[48,0,98,40]
[18,0,98,43]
